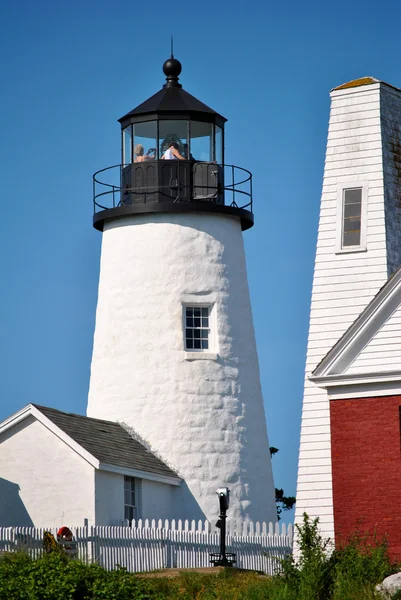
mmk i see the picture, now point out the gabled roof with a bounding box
[0,404,180,485]
[311,265,401,388]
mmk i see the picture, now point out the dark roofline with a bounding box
[33,404,121,428]
[119,87,226,124]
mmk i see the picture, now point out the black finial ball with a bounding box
[163,57,182,78]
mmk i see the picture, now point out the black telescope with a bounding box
[210,487,237,567]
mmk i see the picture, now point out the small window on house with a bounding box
[124,476,137,525]
[342,187,362,247]
[185,306,210,350]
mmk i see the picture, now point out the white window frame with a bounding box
[335,181,368,254]
[122,125,133,167]
[182,302,217,360]
[124,476,140,525]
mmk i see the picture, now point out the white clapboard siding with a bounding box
[296,80,401,541]
[0,520,293,576]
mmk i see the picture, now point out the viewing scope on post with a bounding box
[210,487,237,567]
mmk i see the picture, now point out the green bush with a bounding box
[333,533,395,600]
[279,513,398,600]
[0,552,32,600]
[0,552,154,600]
[279,513,336,600]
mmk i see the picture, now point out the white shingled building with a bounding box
[0,57,277,528]
[296,76,401,559]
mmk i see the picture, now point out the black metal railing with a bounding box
[93,162,253,214]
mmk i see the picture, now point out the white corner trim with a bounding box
[99,462,181,486]
[184,352,218,361]
[311,370,401,388]
[0,404,33,434]
[335,181,368,254]
[326,377,401,400]
[312,267,401,379]
[0,404,99,469]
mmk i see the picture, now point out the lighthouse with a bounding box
[87,57,276,524]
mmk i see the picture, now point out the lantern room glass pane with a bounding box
[215,126,223,164]
[190,121,213,162]
[159,120,188,158]
[133,121,157,162]
[123,126,132,165]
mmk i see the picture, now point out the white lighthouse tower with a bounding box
[87,57,276,524]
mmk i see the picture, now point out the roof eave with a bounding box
[99,462,181,486]
[118,110,227,127]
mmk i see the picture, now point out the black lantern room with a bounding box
[93,57,253,231]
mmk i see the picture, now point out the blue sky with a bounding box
[1,0,400,522]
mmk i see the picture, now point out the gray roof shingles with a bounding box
[32,404,178,480]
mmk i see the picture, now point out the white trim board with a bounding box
[99,463,181,486]
[328,381,401,400]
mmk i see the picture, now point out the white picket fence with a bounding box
[0,519,293,575]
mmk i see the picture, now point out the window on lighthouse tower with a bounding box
[185,306,210,350]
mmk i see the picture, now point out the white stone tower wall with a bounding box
[295,82,398,539]
[87,212,276,523]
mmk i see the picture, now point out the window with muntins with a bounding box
[124,476,137,524]
[185,306,210,350]
[342,187,362,247]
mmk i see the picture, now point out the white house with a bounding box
[0,404,180,527]
[295,77,401,560]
